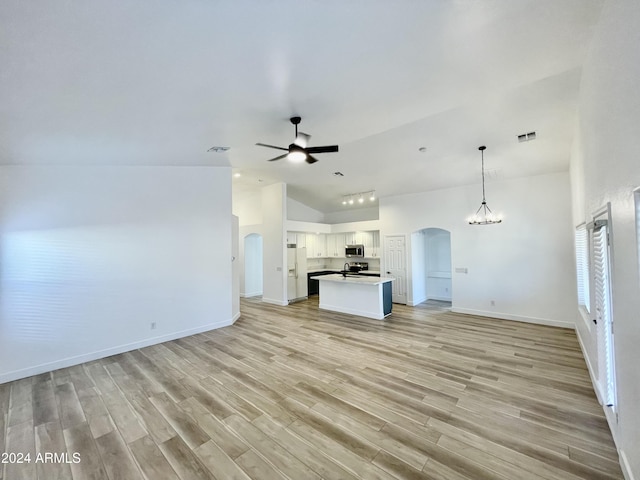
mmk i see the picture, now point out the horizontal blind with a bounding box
[593,224,615,406]
[574,225,590,312]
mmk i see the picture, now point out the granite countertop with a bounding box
[315,274,393,285]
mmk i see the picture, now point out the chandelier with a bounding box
[468,146,502,225]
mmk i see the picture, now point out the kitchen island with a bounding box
[316,274,394,320]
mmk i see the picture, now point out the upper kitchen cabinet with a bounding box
[370,231,380,257]
[305,233,326,258]
[326,233,346,258]
[287,231,307,248]
[349,231,380,258]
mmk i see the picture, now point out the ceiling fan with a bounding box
[256,116,339,164]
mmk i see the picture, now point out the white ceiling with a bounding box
[1,0,603,213]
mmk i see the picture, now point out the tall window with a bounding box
[575,224,590,312]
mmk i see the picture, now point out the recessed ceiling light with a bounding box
[233,173,241,178]
[207,146,230,152]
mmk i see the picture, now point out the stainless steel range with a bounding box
[349,262,368,271]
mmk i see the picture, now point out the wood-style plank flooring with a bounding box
[1,297,623,479]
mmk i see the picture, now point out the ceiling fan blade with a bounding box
[306,155,319,164]
[256,142,288,151]
[306,145,339,154]
[293,132,311,148]
[267,154,288,162]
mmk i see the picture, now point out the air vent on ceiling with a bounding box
[518,132,536,142]
[207,146,230,152]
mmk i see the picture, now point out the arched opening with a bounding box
[410,227,452,308]
[242,233,263,298]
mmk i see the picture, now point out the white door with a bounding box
[384,235,407,304]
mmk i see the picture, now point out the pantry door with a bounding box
[384,235,407,304]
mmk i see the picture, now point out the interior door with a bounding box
[384,235,407,304]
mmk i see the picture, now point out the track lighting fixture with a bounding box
[341,191,376,207]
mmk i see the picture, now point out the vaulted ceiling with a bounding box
[1,0,603,213]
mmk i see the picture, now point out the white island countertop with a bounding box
[316,274,393,286]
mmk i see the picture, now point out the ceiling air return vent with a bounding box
[517,132,536,142]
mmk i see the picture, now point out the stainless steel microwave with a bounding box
[345,244,365,258]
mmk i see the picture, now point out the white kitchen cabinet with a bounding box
[316,234,327,257]
[305,233,315,258]
[305,233,326,258]
[343,232,355,245]
[361,231,380,257]
[326,233,346,257]
[370,230,380,257]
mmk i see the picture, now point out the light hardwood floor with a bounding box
[1,297,623,479]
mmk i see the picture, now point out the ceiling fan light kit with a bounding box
[257,116,339,165]
[468,146,503,225]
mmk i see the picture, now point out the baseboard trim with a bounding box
[620,449,635,480]
[261,297,288,306]
[450,307,575,329]
[575,326,603,404]
[232,311,241,323]
[408,296,427,307]
[240,291,262,298]
[575,320,635,480]
[427,295,452,302]
[0,318,234,385]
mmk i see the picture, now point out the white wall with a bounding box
[233,188,263,226]
[324,206,379,224]
[232,215,240,320]
[410,231,427,305]
[242,233,263,297]
[425,229,452,302]
[261,183,288,305]
[0,165,233,383]
[287,197,325,223]
[380,172,575,327]
[570,0,640,476]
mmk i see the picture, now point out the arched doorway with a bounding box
[242,233,263,298]
[410,228,452,307]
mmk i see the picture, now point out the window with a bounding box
[574,224,590,312]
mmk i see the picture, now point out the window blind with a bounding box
[574,224,590,312]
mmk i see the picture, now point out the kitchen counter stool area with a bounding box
[316,274,394,320]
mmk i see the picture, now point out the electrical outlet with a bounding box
[151,322,157,330]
